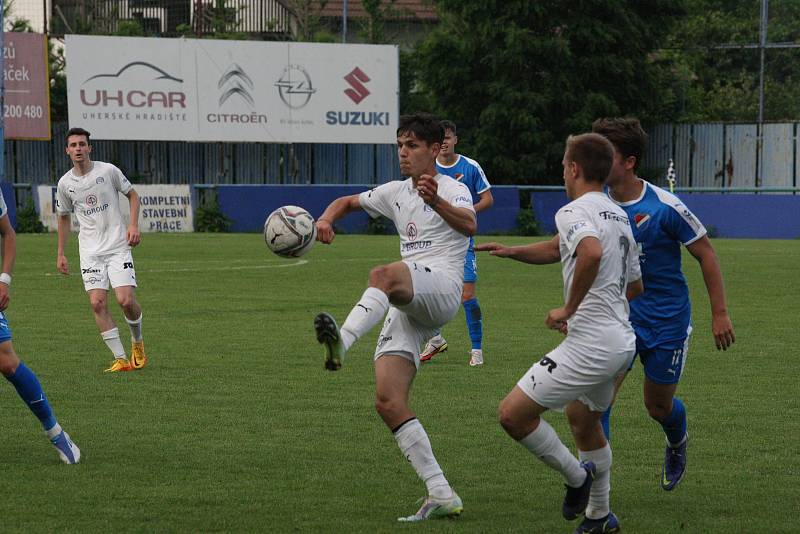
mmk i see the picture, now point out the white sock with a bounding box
[46,423,63,440]
[125,313,143,342]
[340,287,390,350]
[393,418,452,498]
[580,444,613,520]
[429,333,444,345]
[519,419,585,487]
[101,327,127,358]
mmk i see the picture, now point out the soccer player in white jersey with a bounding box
[420,120,493,366]
[593,117,735,491]
[56,127,148,373]
[0,187,81,463]
[313,113,476,522]
[477,133,642,533]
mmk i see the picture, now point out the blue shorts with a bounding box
[463,244,477,283]
[630,324,692,385]
[0,311,12,343]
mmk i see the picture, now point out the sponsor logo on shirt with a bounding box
[401,241,432,252]
[96,176,105,184]
[406,222,418,241]
[566,221,588,242]
[634,213,650,228]
[598,210,629,224]
[84,203,110,216]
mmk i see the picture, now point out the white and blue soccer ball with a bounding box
[264,205,317,258]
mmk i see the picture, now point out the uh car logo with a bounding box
[344,67,371,104]
[275,65,316,109]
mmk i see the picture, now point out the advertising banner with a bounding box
[4,33,51,140]
[37,184,193,233]
[67,35,398,143]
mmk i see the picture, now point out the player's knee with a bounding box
[118,294,137,312]
[368,265,393,292]
[644,400,671,422]
[0,345,20,376]
[89,297,107,315]
[497,401,523,437]
[374,394,402,420]
[462,286,475,302]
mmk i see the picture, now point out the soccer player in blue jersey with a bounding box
[0,188,80,464]
[420,120,493,366]
[593,117,735,491]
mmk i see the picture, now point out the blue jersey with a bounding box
[609,180,706,344]
[436,154,491,203]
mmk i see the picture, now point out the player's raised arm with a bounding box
[685,235,735,350]
[316,194,362,244]
[417,174,476,236]
[476,235,560,264]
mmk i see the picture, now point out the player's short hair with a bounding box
[397,113,445,146]
[66,127,91,145]
[565,133,614,183]
[591,117,647,170]
[440,119,457,136]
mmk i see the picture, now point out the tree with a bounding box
[411,0,685,183]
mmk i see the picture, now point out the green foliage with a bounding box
[410,1,686,184]
[194,194,232,232]
[367,215,394,235]
[514,207,540,236]
[114,20,146,37]
[15,199,47,233]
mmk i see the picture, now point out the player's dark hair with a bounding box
[591,117,647,171]
[66,127,91,146]
[440,119,457,136]
[397,113,445,146]
[565,133,614,183]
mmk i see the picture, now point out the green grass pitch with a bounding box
[1,233,798,533]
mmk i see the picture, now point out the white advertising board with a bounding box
[67,35,398,143]
[37,184,193,233]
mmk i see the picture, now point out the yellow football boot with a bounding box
[130,341,148,370]
[104,358,133,373]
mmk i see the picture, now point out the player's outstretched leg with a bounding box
[314,312,345,371]
[3,358,80,464]
[573,512,620,534]
[420,333,448,362]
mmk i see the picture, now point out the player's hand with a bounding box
[57,255,69,275]
[711,312,735,351]
[316,219,335,244]
[127,225,141,247]
[0,282,9,311]
[546,306,570,335]
[475,242,514,257]
[417,174,440,206]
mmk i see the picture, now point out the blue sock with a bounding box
[601,406,612,441]
[660,397,687,446]
[5,362,57,431]
[463,298,483,350]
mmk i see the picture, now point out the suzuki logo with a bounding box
[344,67,371,104]
[218,63,254,107]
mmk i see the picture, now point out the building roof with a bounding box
[316,1,438,22]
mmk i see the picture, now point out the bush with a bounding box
[15,199,47,233]
[515,208,540,236]
[194,195,232,232]
[368,215,394,235]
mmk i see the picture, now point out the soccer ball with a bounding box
[264,205,317,258]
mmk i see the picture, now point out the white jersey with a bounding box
[56,161,133,256]
[358,175,474,285]
[556,191,641,344]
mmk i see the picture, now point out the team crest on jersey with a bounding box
[454,173,464,181]
[406,222,418,240]
[96,176,105,184]
[634,213,651,228]
[86,194,98,207]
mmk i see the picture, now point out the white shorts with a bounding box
[373,261,461,368]
[80,250,138,291]
[516,334,635,413]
